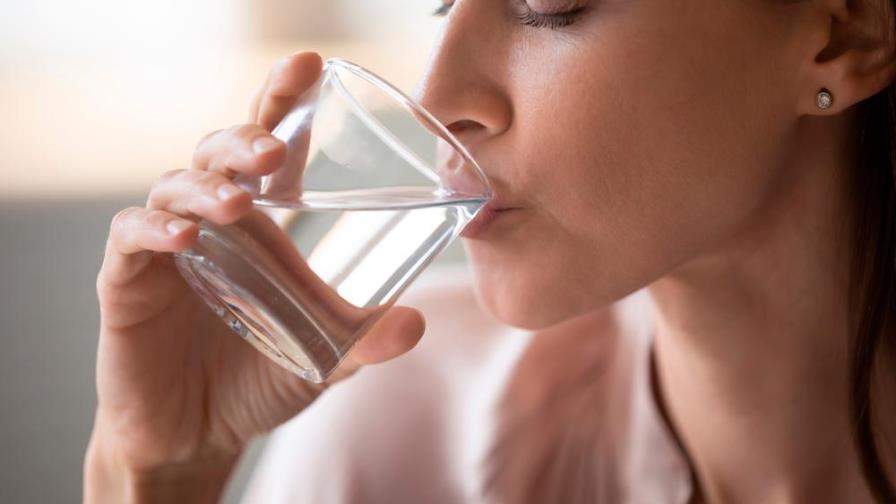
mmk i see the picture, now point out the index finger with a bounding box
[248,51,324,131]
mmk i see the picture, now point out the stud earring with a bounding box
[816,89,833,110]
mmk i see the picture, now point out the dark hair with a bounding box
[849,22,896,500]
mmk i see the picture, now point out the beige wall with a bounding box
[0,0,442,199]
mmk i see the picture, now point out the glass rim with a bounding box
[323,57,492,200]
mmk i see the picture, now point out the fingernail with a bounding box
[217,183,244,201]
[166,219,193,236]
[252,137,281,155]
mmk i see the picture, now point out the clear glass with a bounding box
[174,58,491,383]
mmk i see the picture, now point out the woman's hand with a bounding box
[85,51,426,503]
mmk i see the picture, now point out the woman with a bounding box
[84,0,896,502]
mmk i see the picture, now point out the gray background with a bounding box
[0,197,131,503]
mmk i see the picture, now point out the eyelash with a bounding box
[432,2,585,30]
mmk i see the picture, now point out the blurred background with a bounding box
[0,1,455,501]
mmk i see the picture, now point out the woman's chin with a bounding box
[469,269,577,331]
[463,239,613,330]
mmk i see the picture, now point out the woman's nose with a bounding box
[411,1,512,149]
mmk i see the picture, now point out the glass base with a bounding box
[174,221,386,383]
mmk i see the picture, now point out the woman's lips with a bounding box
[460,202,519,239]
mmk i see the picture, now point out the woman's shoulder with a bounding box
[480,289,694,504]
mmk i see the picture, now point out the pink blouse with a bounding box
[242,263,694,503]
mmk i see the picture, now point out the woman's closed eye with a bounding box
[432,1,588,30]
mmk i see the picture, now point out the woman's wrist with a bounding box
[83,427,241,504]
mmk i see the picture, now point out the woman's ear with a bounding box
[799,0,896,116]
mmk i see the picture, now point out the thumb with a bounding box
[325,306,426,383]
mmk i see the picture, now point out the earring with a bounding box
[816,89,834,110]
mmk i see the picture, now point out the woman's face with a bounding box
[414,0,814,329]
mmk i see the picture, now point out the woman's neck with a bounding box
[647,112,895,503]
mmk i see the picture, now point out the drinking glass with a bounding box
[174,58,491,383]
